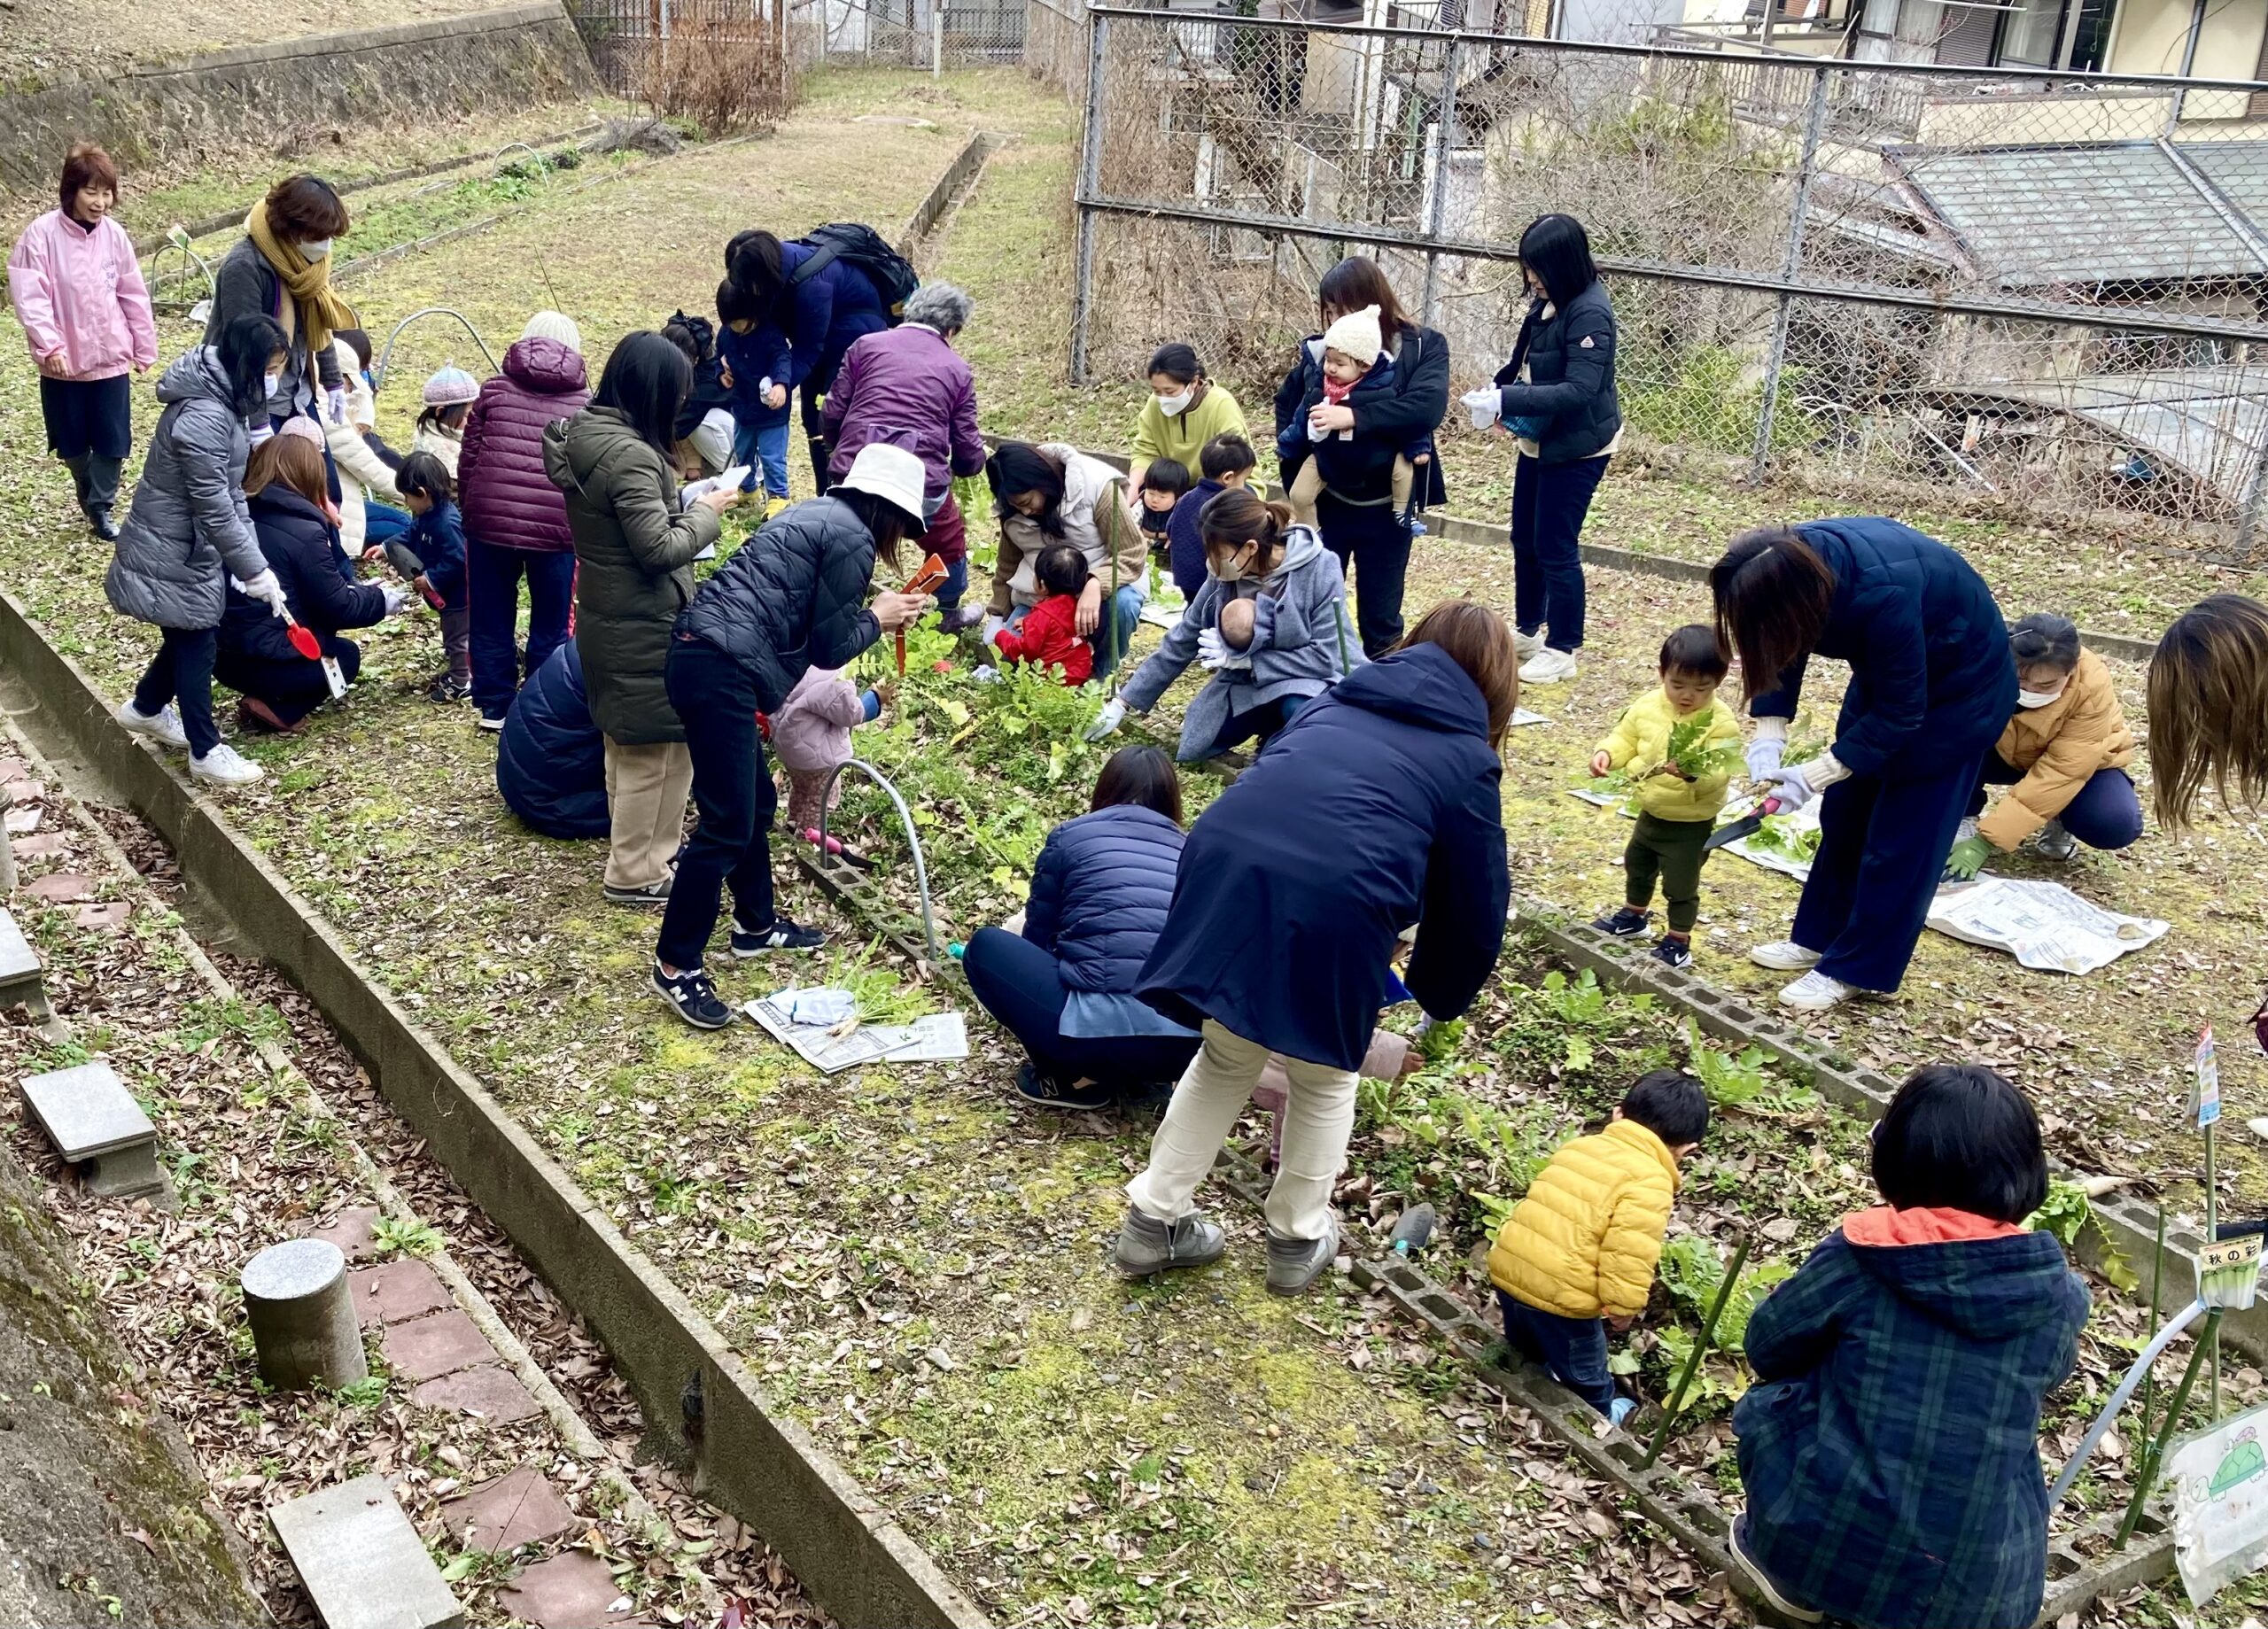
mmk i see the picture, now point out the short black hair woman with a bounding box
[205,174,354,435]
[649,443,939,1029]
[1941,613,2141,880]
[106,312,291,788]
[1489,213,1622,688]
[546,330,742,908]
[1710,517,2015,1012]
[2148,593,2268,832]
[962,746,1204,1109]
[8,144,156,541]
[1731,1063,2086,1629]
[1115,599,1514,1295]
[1272,257,1450,657]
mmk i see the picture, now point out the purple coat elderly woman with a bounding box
[819,282,987,628]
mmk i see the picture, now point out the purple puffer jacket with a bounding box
[819,323,986,503]
[462,337,592,553]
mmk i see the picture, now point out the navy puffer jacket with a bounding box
[675,494,882,713]
[496,640,608,840]
[1022,805,1184,994]
[217,483,388,663]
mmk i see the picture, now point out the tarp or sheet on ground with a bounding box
[1925,876,2169,974]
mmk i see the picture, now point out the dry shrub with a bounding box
[636,16,796,136]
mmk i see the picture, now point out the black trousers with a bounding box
[214,638,361,725]
[131,626,220,757]
[961,926,1201,1090]
[1316,491,1410,658]
[656,637,778,970]
[42,375,130,515]
[1623,811,1714,934]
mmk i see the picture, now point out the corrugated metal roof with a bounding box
[1889,142,2268,286]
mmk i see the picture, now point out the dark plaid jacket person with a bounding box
[1732,1206,2088,1629]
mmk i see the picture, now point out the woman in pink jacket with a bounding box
[8,144,157,542]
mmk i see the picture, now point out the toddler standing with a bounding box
[992,543,1095,687]
[771,667,884,834]
[716,278,794,507]
[1589,624,1740,969]
[1487,1069,1710,1423]
[387,450,470,702]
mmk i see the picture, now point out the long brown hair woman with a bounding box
[2148,594,2268,829]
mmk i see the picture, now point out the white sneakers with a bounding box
[189,743,264,787]
[114,699,188,749]
[1778,969,1855,1011]
[1512,627,1544,660]
[1748,940,1821,972]
[1518,647,1578,685]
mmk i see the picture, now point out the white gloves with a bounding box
[247,421,276,448]
[242,570,287,615]
[1745,716,1789,782]
[1084,695,1127,741]
[979,613,1006,645]
[326,387,347,426]
[1765,751,1851,811]
[381,584,415,617]
[1197,628,1252,671]
[970,663,1001,685]
[1460,386,1503,431]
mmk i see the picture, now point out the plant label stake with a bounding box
[1643,1234,1751,1469]
[897,554,948,676]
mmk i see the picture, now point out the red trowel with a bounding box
[895,553,949,676]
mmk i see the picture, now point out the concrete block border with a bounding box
[0,622,983,1628]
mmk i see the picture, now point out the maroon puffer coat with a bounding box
[461,337,591,553]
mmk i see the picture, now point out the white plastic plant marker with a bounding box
[2168,1400,2268,1605]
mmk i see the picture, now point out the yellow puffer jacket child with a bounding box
[1979,648,2134,849]
[1593,689,1741,824]
[1488,1117,1679,1319]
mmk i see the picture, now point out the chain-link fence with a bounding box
[565,0,796,119]
[1064,5,2268,552]
[784,0,1028,67]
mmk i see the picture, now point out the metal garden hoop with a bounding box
[815,758,942,961]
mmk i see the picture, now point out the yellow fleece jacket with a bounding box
[1488,1118,1680,1320]
[1594,689,1741,824]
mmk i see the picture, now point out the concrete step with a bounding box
[0,906,43,1007]
[18,1061,167,1202]
[269,1475,465,1629]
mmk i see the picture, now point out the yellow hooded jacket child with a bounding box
[1593,689,1741,824]
[1488,1117,1680,1321]
[1979,648,2134,849]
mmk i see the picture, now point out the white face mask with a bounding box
[299,237,332,261]
[1155,388,1192,417]
[1212,548,1255,582]
[2016,687,2064,710]
[262,370,283,399]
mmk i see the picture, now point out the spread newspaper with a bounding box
[743,989,969,1074]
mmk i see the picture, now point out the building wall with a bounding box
[2106,0,2267,86]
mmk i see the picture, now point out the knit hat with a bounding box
[1321,304,1385,363]
[522,311,582,353]
[278,416,326,448]
[422,363,481,407]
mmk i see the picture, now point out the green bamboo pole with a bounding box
[2117,1307,2220,1548]
[2140,1209,2167,1447]
[1643,1236,1751,1470]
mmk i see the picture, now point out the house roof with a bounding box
[1888,141,2268,287]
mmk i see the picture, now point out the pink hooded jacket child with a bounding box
[769,667,881,834]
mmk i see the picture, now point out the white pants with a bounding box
[1125,1019,1357,1243]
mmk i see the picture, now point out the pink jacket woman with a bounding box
[8,144,156,539]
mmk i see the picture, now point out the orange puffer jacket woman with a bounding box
[1487,1117,1678,1320]
[1980,648,2134,849]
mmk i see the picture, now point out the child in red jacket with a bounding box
[992,543,1095,687]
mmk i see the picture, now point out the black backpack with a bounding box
[788,222,919,324]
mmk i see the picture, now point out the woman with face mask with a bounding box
[1942,614,2140,879]
[205,173,354,438]
[1130,344,1248,477]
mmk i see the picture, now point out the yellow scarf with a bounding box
[245,201,357,361]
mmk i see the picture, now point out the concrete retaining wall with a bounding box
[0,587,986,1629]
[0,4,600,199]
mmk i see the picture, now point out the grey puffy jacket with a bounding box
[105,350,267,632]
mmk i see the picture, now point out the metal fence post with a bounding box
[1068,6,1110,385]
[1419,35,1464,329]
[1749,63,1830,484]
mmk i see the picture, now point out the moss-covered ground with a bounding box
[3,60,2265,1625]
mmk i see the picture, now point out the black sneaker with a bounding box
[1014,1063,1116,1111]
[477,713,506,733]
[729,916,827,957]
[1592,906,1650,938]
[652,960,733,1028]
[1651,935,1693,969]
[428,674,472,704]
[87,508,120,542]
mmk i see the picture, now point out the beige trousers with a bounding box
[602,737,693,890]
[1286,453,1414,527]
[1125,1019,1357,1244]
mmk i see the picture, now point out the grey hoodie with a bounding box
[1120,524,1364,761]
[105,349,265,632]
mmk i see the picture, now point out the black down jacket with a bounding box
[218,483,389,664]
[674,494,883,713]
[1493,279,1622,465]
[1021,804,1184,997]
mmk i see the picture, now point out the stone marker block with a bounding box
[439,1465,576,1550]
[10,831,66,859]
[19,1062,165,1199]
[382,1310,492,1382]
[308,1205,384,1262]
[414,1365,542,1424]
[498,1551,633,1629]
[4,805,41,835]
[270,1474,465,1629]
[243,1238,368,1391]
[350,1261,450,1329]
[0,908,43,1003]
[24,873,96,904]
[74,902,132,933]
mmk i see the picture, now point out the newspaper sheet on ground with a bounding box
[744,990,970,1073]
[1509,708,1550,728]
[1925,877,2169,974]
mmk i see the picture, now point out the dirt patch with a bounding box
[0,0,517,88]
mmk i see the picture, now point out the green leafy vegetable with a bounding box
[1665,715,1741,781]
[1745,811,1823,864]
[1416,1016,1465,1064]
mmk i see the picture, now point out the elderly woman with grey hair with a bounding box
[820,282,989,628]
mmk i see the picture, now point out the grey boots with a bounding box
[1265,1218,1340,1297]
[1113,1206,1226,1278]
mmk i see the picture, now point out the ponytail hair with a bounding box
[1198,487,1294,557]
